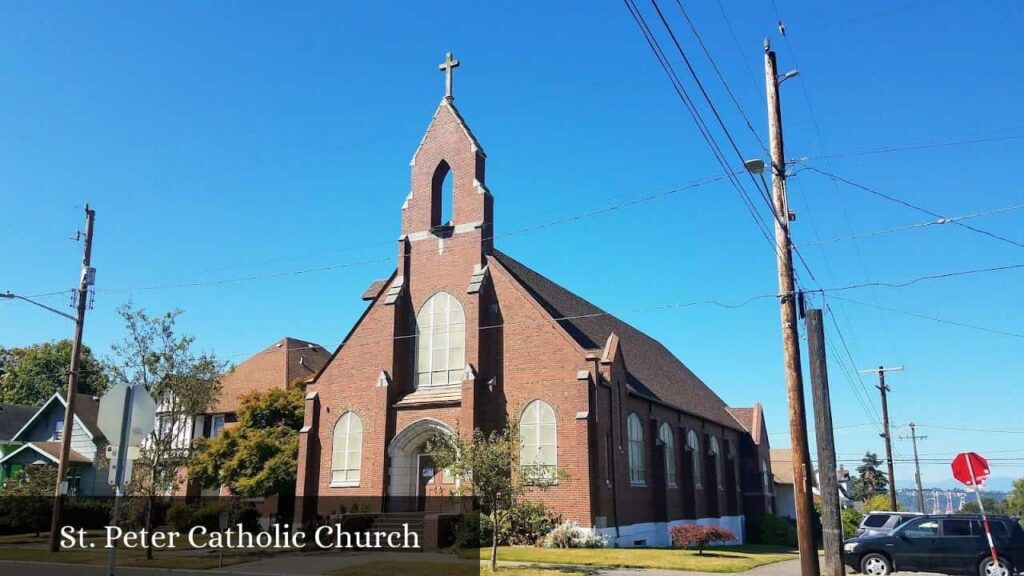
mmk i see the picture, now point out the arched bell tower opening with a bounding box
[431,160,453,229]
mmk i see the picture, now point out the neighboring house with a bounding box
[0,403,36,483]
[728,403,776,516]
[176,337,330,499]
[770,448,796,519]
[0,393,111,496]
[293,60,775,547]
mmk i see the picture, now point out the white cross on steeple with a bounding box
[438,51,460,100]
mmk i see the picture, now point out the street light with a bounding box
[0,291,76,322]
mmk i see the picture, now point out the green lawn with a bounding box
[0,546,263,569]
[327,562,585,576]
[459,545,798,573]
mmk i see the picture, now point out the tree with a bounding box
[1005,477,1024,516]
[189,387,305,498]
[959,497,1007,515]
[108,303,223,559]
[426,427,561,571]
[669,525,737,554]
[0,464,57,535]
[0,340,108,405]
[863,493,903,512]
[849,452,888,501]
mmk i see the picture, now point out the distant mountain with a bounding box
[897,476,1016,492]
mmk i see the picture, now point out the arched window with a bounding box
[659,423,676,487]
[331,412,362,486]
[627,413,645,486]
[520,400,557,482]
[710,436,723,490]
[415,292,465,388]
[687,430,702,488]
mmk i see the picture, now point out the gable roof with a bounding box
[491,250,741,430]
[0,441,91,466]
[213,337,331,414]
[11,392,102,442]
[0,403,36,441]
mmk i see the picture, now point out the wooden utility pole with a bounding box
[859,365,903,511]
[49,205,96,553]
[806,309,843,576]
[901,423,927,513]
[764,39,819,576]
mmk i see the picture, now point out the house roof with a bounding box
[770,448,794,485]
[213,337,331,414]
[727,403,765,445]
[0,441,90,466]
[0,403,36,440]
[12,392,103,442]
[491,250,741,430]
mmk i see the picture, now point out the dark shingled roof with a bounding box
[492,250,741,430]
[0,403,36,441]
[58,392,103,438]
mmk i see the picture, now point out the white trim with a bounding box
[0,442,60,465]
[10,392,96,443]
[329,481,360,488]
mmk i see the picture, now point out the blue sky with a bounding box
[2,1,1022,487]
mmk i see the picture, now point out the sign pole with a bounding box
[106,384,136,576]
[965,455,999,568]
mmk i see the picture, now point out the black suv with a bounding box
[844,515,1024,576]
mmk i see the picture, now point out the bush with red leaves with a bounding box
[669,524,737,554]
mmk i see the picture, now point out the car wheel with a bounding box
[861,553,892,576]
[980,557,1013,576]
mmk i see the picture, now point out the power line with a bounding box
[808,167,1024,250]
[829,294,1024,340]
[915,424,1024,435]
[800,203,1024,248]
[805,130,1024,161]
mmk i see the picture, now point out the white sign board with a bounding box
[97,382,157,448]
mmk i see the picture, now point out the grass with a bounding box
[458,545,798,573]
[0,546,263,569]
[326,562,586,576]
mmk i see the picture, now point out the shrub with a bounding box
[191,501,230,530]
[542,521,608,549]
[863,493,902,512]
[63,498,111,530]
[669,524,737,555]
[842,508,864,539]
[505,501,559,546]
[451,511,486,549]
[747,514,797,547]
[167,502,194,533]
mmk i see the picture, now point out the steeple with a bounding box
[401,53,492,254]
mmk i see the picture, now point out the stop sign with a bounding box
[951,452,990,487]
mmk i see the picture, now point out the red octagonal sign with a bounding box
[951,452,990,487]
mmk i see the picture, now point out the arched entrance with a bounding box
[386,418,456,512]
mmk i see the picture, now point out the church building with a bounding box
[295,53,775,546]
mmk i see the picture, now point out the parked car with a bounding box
[844,515,1024,576]
[856,511,923,537]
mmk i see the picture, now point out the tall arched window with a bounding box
[659,423,676,487]
[430,160,453,227]
[627,413,645,486]
[331,412,362,486]
[761,458,771,493]
[687,430,702,488]
[520,400,557,482]
[415,292,465,388]
[710,436,723,490]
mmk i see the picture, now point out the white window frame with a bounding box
[54,419,64,441]
[210,414,225,438]
[659,423,677,487]
[330,412,362,487]
[415,292,466,388]
[687,429,702,489]
[761,458,771,494]
[519,400,557,483]
[627,413,645,486]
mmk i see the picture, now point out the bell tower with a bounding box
[401,52,493,256]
